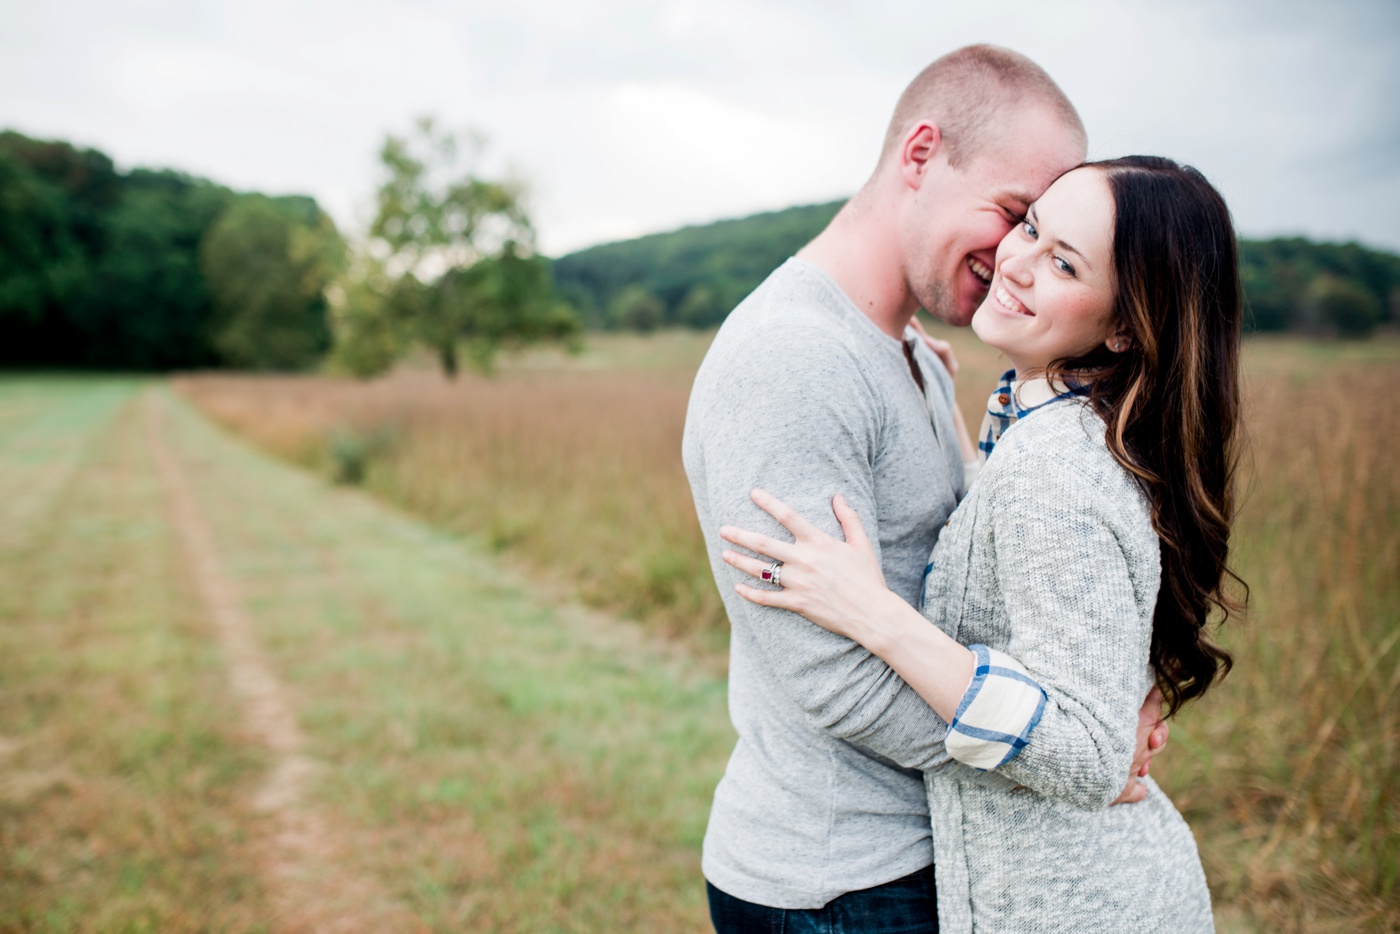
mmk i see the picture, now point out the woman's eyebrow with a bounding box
[1054,237,1091,268]
[1030,203,1093,271]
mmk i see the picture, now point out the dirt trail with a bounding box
[144,392,422,933]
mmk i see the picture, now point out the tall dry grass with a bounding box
[176,344,724,646]
[176,331,1400,930]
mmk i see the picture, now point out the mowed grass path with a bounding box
[0,377,732,931]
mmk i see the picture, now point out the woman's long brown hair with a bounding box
[1049,156,1244,715]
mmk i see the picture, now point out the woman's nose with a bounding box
[999,247,1033,287]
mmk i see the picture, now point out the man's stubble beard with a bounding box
[922,279,956,328]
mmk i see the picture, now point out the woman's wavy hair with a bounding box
[1047,155,1245,715]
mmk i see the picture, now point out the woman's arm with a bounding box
[721,490,977,723]
[724,489,1052,775]
[723,472,1164,806]
[973,441,1158,807]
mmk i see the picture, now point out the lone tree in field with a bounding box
[351,117,577,377]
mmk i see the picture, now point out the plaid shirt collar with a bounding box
[977,369,1087,462]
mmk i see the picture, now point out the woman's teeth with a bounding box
[995,285,1032,316]
[967,256,993,285]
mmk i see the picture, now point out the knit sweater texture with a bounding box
[922,398,1213,933]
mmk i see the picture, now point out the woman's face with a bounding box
[971,167,1121,374]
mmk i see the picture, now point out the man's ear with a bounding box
[900,123,942,190]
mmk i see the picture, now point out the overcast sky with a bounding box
[2,0,1397,256]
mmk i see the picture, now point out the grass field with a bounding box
[174,329,1400,931]
[0,376,731,931]
[2,329,1396,931]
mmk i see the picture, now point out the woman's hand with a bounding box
[908,314,959,377]
[719,489,899,643]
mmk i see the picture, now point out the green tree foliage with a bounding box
[1236,238,1398,333]
[81,170,231,368]
[328,253,402,379]
[607,284,665,332]
[0,132,119,364]
[0,130,341,369]
[1313,275,1385,338]
[355,117,579,377]
[200,195,343,369]
[676,284,722,330]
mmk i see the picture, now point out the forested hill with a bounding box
[0,130,341,369]
[552,202,1400,336]
[551,201,843,331]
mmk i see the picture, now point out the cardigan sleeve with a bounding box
[966,420,1156,808]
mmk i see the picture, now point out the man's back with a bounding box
[684,258,965,909]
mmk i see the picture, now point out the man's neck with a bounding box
[796,195,919,341]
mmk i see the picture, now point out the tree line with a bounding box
[554,202,1400,338]
[0,124,576,375]
[4,124,1396,377]
[0,130,343,369]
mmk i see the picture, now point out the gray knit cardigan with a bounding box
[920,398,1215,933]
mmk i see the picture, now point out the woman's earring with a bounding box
[1109,336,1130,353]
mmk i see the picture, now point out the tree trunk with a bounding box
[438,340,458,379]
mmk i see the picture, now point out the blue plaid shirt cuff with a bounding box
[946,644,1048,770]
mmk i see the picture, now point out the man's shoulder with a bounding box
[699,260,890,387]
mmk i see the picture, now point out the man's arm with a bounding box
[699,323,952,771]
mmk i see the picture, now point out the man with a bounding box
[683,45,1167,932]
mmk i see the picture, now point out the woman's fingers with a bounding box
[735,580,800,612]
[718,524,794,563]
[909,315,960,377]
[923,335,959,378]
[832,494,872,550]
[721,548,784,581]
[751,488,826,542]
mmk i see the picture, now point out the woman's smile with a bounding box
[993,283,1032,316]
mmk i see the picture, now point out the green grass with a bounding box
[0,377,271,931]
[0,375,732,931]
[6,330,1397,930]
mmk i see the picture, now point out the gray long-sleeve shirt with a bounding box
[683,258,965,909]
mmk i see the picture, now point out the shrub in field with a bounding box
[1314,275,1386,337]
[327,424,398,485]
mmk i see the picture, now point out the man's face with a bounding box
[901,105,1086,327]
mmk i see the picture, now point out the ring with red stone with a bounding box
[761,561,783,587]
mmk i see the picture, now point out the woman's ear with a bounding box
[1106,331,1133,354]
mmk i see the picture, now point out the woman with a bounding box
[718,157,1242,932]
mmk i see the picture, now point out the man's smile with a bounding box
[967,256,993,287]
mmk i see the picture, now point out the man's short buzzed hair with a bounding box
[880,44,1085,170]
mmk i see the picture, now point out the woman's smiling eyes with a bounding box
[1021,218,1077,277]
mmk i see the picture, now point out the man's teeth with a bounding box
[995,285,1031,315]
[967,257,993,284]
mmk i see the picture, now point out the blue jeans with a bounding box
[707,866,938,934]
